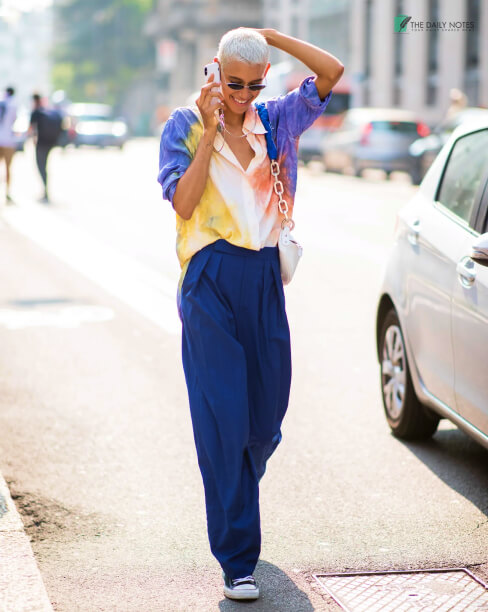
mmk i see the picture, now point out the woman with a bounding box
[158,28,343,601]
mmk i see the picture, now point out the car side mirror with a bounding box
[471,233,488,267]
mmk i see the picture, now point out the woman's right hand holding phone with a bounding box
[172,71,223,220]
[196,73,223,133]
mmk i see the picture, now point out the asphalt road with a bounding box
[1,141,488,611]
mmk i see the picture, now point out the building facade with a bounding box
[262,0,309,64]
[262,0,350,87]
[147,0,486,124]
[146,0,263,109]
[350,0,488,123]
[0,2,53,109]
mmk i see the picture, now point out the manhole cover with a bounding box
[314,569,488,611]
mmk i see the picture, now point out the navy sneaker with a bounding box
[223,573,260,600]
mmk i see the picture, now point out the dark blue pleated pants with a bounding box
[179,239,291,580]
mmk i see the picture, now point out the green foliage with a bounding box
[52,0,154,107]
[51,62,75,93]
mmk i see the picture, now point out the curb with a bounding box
[0,472,53,611]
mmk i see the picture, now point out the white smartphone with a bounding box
[204,62,221,85]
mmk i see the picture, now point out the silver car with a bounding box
[376,117,488,449]
[323,108,430,180]
[68,103,128,149]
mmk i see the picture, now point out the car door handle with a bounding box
[456,257,476,287]
[407,219,421,246]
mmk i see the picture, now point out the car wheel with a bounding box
[409,159,423,185]
[379,309,440,440]
[352,159,362,177]
[410,172,422,186]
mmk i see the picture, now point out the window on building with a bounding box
[393,82,401,107]
[290,15,299,38]
[363,0,373,106]
[394,0,403,76]
[426,0,439,106]
[426,74,438,107]
[427,0,439,72]
[363,82,370,107]
[464,0,480,104]
[364,0,372,79]
[393,0,404,107]
[466,0,480,68]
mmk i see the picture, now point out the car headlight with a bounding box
[75,124,95,135]
[112,122,127,137]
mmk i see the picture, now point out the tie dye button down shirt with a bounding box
[158,76,332,280]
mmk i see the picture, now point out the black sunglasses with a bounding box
[223,80,267,92]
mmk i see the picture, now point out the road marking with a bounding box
[3,201,181,334]
[0,305,114,330]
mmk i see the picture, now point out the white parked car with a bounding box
[68,103,128,149]
[376,117,488,449]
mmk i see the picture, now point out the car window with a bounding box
[442,118,460,133]
[442,111,488,133]
[437,129,488,226]
[76,115,112,122]
[323,93,350,116]
[371,121,418,134]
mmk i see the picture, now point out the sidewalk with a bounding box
[0,210,53,611]
[0,472,52,611]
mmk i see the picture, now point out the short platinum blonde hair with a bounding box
[217,28,269,68]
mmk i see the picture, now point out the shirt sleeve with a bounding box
[266,76,333,139]
[157,109,193,205]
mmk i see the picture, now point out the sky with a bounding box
[0,0,52,13]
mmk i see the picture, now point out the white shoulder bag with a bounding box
[256,103,303,285]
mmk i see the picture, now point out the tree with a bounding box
[52,0,154,108]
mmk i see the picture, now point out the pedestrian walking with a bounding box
[29,93,63,203]
[0,87,18,204]
[158,27,343,601]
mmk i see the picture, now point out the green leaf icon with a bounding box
[395,14,411,32]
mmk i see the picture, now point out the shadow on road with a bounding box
[218,560,315,611]
[403,426,488,518]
